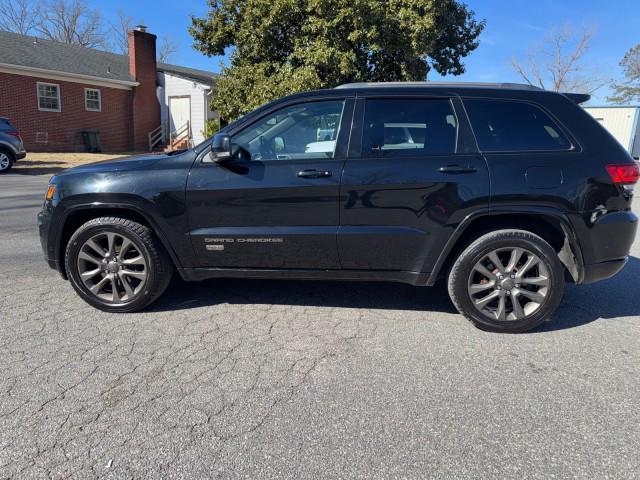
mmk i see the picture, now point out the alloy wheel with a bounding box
[76,232,148,304]
[0,153,10,171]
[467,247,550,322]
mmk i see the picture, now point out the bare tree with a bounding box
[110,9,134,54]
[512,24,606,94]
[157,35,179,63]
[609,44,640,104]
[0,0,40,35]
[36,0,107,49]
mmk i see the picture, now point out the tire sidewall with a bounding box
[450,232,565,333]
[65,221,159,312]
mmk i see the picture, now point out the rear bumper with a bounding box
[571,210,637,284]
[581,257,628,284]
[16,150,26,160]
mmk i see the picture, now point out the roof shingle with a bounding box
[0,30,217,86]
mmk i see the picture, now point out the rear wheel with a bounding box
[0,149,14,173]
[65,217,173,312]
[447,229,565,333]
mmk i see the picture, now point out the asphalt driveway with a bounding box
[1,173,639,479]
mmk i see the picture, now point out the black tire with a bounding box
[65,217,173,313]
[447,229,565,333]
[0,148,14,173]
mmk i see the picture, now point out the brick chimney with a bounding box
[129,26,160,151]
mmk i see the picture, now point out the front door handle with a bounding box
[438,165,478,174]
[297,169,332,179]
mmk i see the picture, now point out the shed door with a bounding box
[169,96,191,133]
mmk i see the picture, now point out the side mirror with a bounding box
[210,133,232,163]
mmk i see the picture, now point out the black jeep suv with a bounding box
[38,82,639,332]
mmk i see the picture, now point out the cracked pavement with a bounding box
[1,174,639,479]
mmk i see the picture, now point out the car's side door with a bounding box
[338,95,489,274]
[187,96,354,269]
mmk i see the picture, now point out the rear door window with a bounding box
[464,99,571,152]
[362,98,457,156]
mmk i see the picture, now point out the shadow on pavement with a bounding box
[151,257,640,332]
[534,256,640,332]
[12,166,67,175]
[153,276,457,314]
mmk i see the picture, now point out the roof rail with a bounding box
[335,81,544,91]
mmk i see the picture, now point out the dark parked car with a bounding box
[38,82,639,332]
[0,117,26,173]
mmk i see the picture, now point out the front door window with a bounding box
[231,100,345,161]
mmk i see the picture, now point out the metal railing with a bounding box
[148,125,163,152]
[170,120,192,150]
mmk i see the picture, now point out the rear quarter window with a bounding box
[464,98,571,152]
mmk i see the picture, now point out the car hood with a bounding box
[63,152,171,174]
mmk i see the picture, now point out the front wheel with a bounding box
[65,217,173,312]
[448,230,565,333]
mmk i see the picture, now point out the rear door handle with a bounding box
[438,165,478,174]
[297,169,332,179]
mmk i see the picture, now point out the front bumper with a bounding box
[38,207,66,278]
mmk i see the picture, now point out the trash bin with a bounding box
[81,130,101,153]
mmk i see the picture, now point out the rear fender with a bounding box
[425,207,585,286]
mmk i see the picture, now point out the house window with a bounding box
[37,82,61,112]
[85,88,101,112]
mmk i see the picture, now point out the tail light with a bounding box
[6,131,21,139]
[606,163,640,185]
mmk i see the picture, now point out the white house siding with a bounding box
[584,107,640,158]
[157,71,214,145]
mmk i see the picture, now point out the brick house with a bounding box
[0,27,217,152]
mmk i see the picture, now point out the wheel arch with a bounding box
[0,142,17,156]
[427,208,585,286]
[56,203,182,279]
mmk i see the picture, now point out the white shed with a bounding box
[156,64,219,148]
[584,106,640,159]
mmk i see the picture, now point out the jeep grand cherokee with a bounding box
[38,82,639,333]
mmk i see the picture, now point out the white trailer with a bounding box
[584,106,640,159]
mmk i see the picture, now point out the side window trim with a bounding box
[354,95,460,159]
[450,96,480,155]
[462,96,579,154]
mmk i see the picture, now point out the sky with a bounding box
[87,0,639,105]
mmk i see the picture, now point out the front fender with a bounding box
[57,198,188,268]
[43,157,196,277]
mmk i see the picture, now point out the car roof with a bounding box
[334,81,543,91]
[306,82,588,104]
[218,81,587,137]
